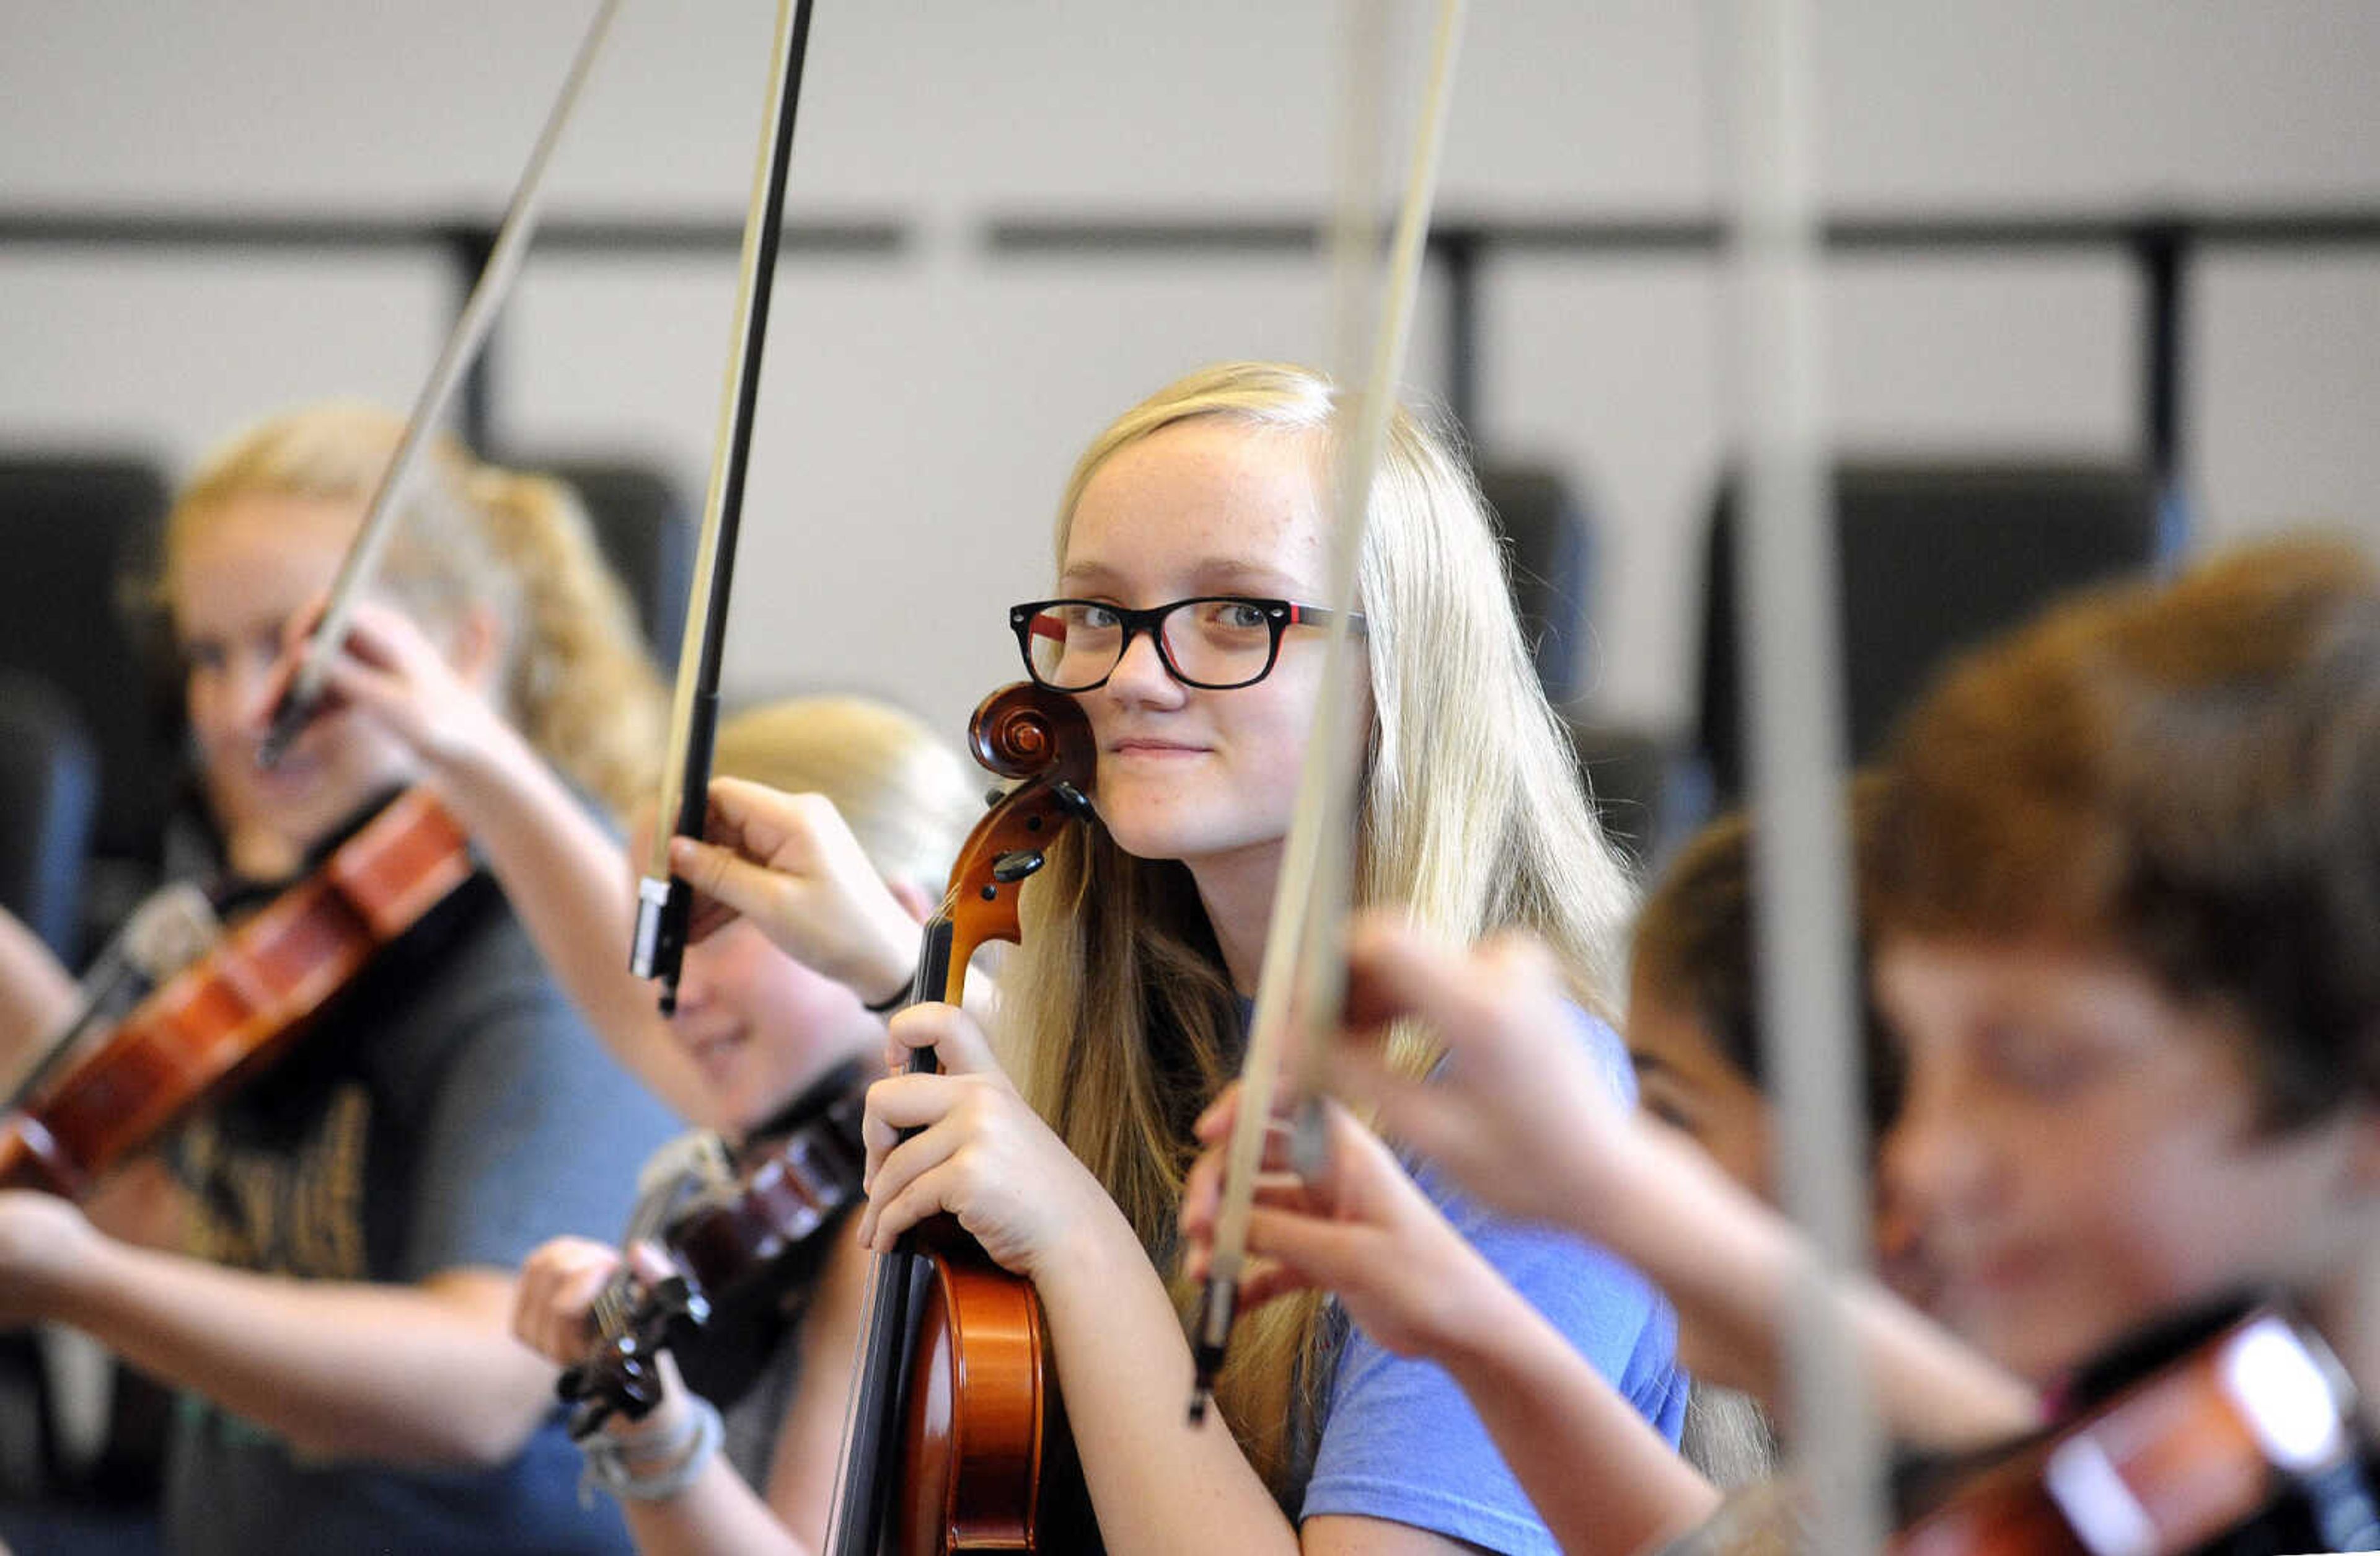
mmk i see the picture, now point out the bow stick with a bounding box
[1189,0,1468,1422]
[260,0,624,765]
[629,0,818,1013]
[1724,1,1884,1545]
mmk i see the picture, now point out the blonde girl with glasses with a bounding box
[683,361,1685,1555]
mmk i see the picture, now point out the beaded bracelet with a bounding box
[577,1394,723,1506]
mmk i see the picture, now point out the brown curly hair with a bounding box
[1871,538,2380,1129]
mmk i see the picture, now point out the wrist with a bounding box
[1418,1245,1532,1371]
[855,904,923,1012]
[578,1390,722,1506]
[599,1386,693,1457]
[1031,1179,1143,1297]
[430,705,537,795]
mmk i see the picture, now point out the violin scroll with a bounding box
[931,687,1095,1004]
[967,683,1095,790]
[560,1272,712,1441]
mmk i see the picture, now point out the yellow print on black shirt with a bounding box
[178,1082,371,1280]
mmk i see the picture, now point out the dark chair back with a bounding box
[1697,460,2161,806]
[0,674,99,963]
[533,458,695,668]
[1478,464,1596,705]
[0,457,178,880]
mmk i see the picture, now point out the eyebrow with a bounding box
[1058,557,1310,596]
[1626,1049,1673,1077]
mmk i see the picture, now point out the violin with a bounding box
[558,1059,871,1440]
[1887,1297,2380,1556]
[0,787,474,1198]
[826,682,1098,1556]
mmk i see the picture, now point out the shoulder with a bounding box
[1409,1148,1682,1421]
[1560,998,1637,1108]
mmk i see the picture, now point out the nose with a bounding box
[1879,1073,1998,1230]
[189,650,275,747]
[223,652,278,731]
[1101,621,1187,707]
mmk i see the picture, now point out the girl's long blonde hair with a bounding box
[1005,361,1636,1501]
[162,402,666,817]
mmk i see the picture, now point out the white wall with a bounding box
[3,1,2378,741]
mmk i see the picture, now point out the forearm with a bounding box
[1034,1209,1300,1556]
[1435,1276,1717,1556]
[436,728,715,1126]
[73,1239,554,1465]
[1585,1121,2035,1447]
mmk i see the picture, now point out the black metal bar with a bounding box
[979,207,2380,257]
[0,210,906,257]
[1436,226,1483,437]
[7,205,2374,260]
[978,206,2380,493]
[2138,224,2185,487]
[9,200,2374,505]
[442,224,499,452]
[2134,220,2191,553]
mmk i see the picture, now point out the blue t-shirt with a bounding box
[1297,1010,1689,1554]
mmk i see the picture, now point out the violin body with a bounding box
[561,1077,870,1439]
[829,684,1098,1556]
[0,789,472,1198]
[1890,1300,2378,1556]
[670,1089,868,1304]
[879,1218,1082,1554]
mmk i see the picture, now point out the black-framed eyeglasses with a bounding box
[1008,596,1364,692]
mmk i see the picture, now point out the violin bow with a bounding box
[1722,1,1885,1545]
[1189,0,1468,1422]
[629,0,818,1014]
[260,0,624,764]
